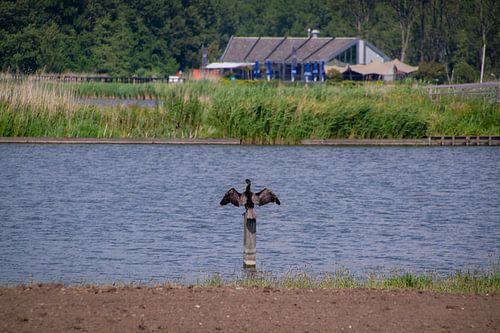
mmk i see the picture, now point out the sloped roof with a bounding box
[310,38,357,62]
[269,38,310,62]
[221,36,362,64]
[221,37,259,62]
[245,37,285,62]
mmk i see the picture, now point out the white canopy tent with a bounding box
[205,62,254,69]
[386,59,418,74]
[327,59,418,81]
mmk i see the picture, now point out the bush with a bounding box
[453,61,478,83]
[340,80,359,87]
[415,61,448,84]
[223,71,236,79]
[326,68,342,82]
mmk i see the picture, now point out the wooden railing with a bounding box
[426,82,500,102]
[301,136,500,146]
[7,74,171,83]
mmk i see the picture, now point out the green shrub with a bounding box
[326,68,342,82]
[415,61,448,84]
[453,61,479,83]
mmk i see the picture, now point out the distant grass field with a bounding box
[0,78,498,143]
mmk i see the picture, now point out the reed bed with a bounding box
[198,268,500,294]
[0,79,76,114]
[0,79,498,142]
[68,80,216,99]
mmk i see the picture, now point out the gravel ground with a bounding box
[1,284,499,333]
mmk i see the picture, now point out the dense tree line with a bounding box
[0,0,498,81]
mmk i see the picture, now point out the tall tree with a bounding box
[389,0,418,62]
[90,14,134,75]
[416,0,428,62]
[0,0,498,76]
[348,0,376,38]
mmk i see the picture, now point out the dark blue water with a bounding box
[0,144,499,284]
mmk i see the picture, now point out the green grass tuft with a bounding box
[197,267,500,294]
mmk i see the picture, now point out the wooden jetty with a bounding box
[0,137,241,145]
[7,74,169,84]
[426,82,500,102]
[301,136,500,146]
[0,137,498,146]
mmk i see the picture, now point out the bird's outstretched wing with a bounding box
[252,188,280,206]
[220,188,245,207]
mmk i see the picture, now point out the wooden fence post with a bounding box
[243,213,256,268]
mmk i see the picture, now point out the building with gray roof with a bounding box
[206,32,391,81]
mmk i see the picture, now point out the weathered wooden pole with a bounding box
[243,213,256,268]
[220,179,280,269]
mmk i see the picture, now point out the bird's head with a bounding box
[245,179,251,185]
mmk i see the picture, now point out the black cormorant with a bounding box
[220,179,280,219]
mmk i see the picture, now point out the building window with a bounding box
[335,45,357,64]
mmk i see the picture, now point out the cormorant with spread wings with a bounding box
[220,179,280,219]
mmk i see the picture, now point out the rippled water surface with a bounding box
[0,144,499,284]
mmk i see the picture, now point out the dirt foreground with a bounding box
[0,284,498,333]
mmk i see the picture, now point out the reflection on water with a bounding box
[0,144,499,284]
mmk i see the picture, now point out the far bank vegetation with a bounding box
[0,79,498,143]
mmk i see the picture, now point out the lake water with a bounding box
[0,144,499,284]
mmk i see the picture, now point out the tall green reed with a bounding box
[1,79,498,141]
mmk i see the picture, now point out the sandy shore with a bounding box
[1,284,498,332]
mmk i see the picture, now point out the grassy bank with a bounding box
[0,79,498,143]
[4,269,497,294]
[199,269,500,294]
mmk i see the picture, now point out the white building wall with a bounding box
[357,39,365,64]
[365,45,385,64]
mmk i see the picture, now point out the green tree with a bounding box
[37,23,68,73]
[389,0,419,62]
[0,0,498,76]
[414,61,447,84]
[1,25,41,72]
[453,61,478,83]
[90,15,134,75]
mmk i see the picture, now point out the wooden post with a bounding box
[243,213,256,268]
[480,44,486,84]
